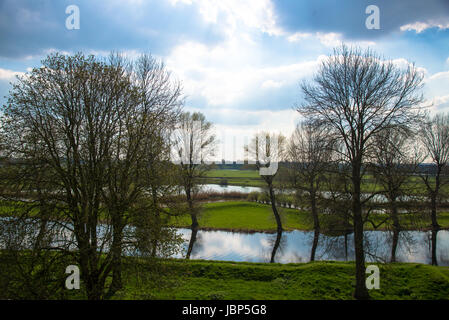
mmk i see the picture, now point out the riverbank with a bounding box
[171,201,310,233]
[200,169,265,187]
[2,199,449,233]
[2,251,449,300]
[171,201,449,233]
[117,259,449,300]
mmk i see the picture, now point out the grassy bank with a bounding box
[170,201,312,232]
[201,169,265,187]
[2,250,449,300]
[170,201,449,232]
[118,259,449,300]
[3,199,449,232]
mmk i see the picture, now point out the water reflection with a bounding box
[2,217,448,266]
[268,229,285,263]
[201,184,263,194]
[176,228,449,266]
[201,184,423,204]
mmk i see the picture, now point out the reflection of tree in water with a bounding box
[425,229,440,265]
[301,229,323,262]
[318,231,387,262]
[387,229,439,265]
[187,229,205,258]
[318,231,354,261]
[383,230,418,263]
[363,232,390,263]
[438,232,449,265]
[317,231,389,263]
[262,230,286,263]
[319,230,422,263]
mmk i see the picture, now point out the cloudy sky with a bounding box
[1,0,449,161]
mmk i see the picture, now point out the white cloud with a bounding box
[422,69,449,114]
[287,32,312,43]
[261,79,284,89]
[316,32,343,47]
[315,32,375,48]
[165,0,377,110]
[400,19,449,33]
[286,31,346,48]
[389,58,427,75]
[0,68,24,80]
[421,95,449,115]
[432,94,449,108]
[170,0,283,36]
[166,38,325,107]
[427,70,449,82]
[287,31,376,48]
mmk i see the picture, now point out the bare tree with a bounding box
[297,44,424,299]
[371,128,421,262]
[246,132,286,263]
[172,111,216,259]
[0,52,183,299]
[418,113,449,265]
[318,159,355,261]
[288,121,333,261]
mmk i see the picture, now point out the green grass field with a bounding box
[117,259,449,300]
[9,253,448,300]
[171,201,449,232]
[3,198,449,232]
[170,201,312,232]
[205,169,261,179]
[201,169,265,187]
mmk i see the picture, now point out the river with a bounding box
[175,228,449,266]
[2,214,448,266]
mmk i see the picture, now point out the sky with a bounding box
[1,0,449,161]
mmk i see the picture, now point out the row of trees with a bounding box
[246,45,448,300]
[1,45,448,300]
[0,53,197,299]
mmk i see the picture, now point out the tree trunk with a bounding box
[86,277,104,300]
[430,194,440,230]
[186,223,198,259]
[344,232,348,261]
[186,187,198,259]
[352,165,369,300]
[76,221,104,300]
[390,200,400,263]
[430,193,440,265]
[105,221,124,299]
[269,184,282,234]
[310,191,320,262]
[268,183,282,263]
[431,229,439,266]
[81,255,104,300]
[310,229,320,262]
[391,229,399,263]
[270,229,283,263]
[151,190,161,258]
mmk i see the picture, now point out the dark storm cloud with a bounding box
[272,0,449,39]
[0,0,225,58]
